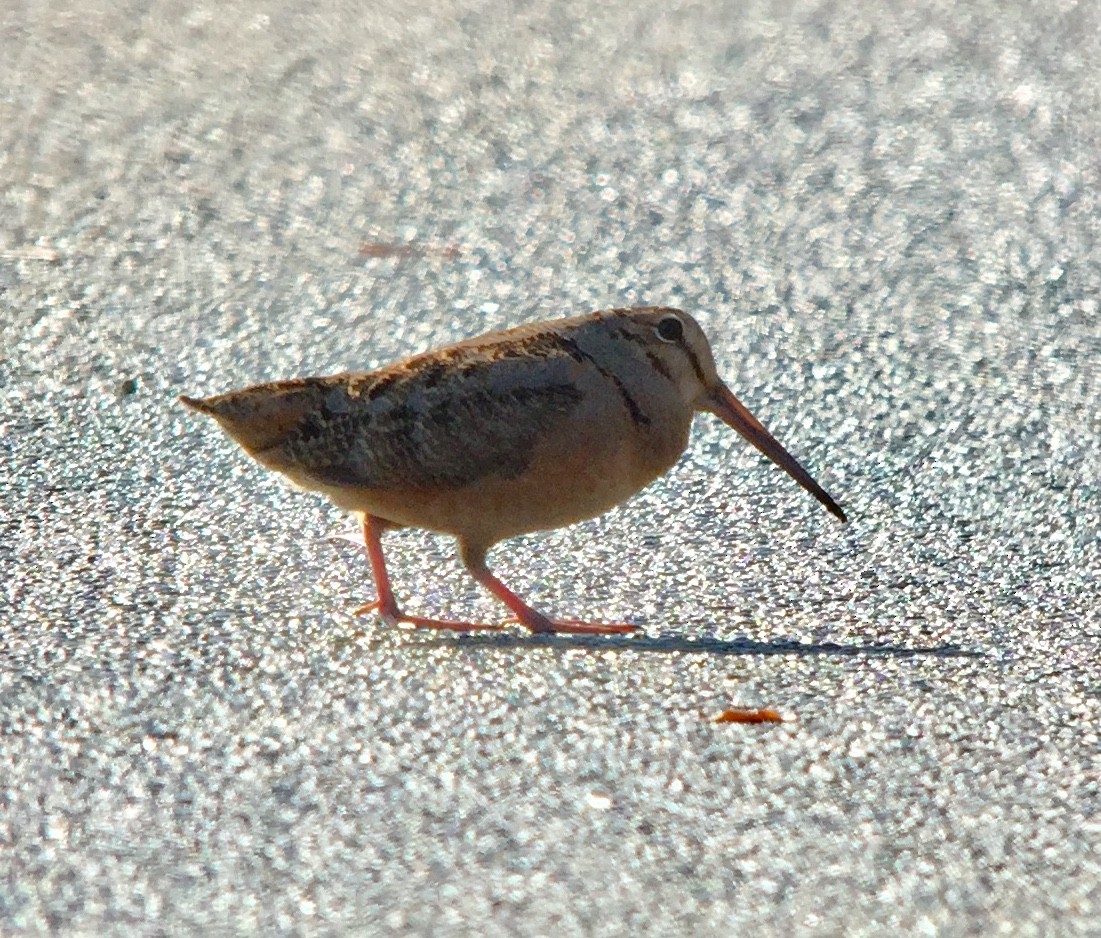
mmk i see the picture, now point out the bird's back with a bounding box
[182,325,604,492]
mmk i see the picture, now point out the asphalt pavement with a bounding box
[2,0,1099,934]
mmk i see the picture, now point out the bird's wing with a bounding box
[272,350,588,491]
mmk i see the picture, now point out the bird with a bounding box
[180,306,846,635]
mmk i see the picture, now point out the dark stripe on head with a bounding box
[607,315,708,389]
[605,373,651,427]
[643,349,673,382]
[549,333,652,428]
[681,346,709,388]
[608,325,677,384]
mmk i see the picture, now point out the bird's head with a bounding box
[606,307,847,523]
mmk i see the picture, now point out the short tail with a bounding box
[179,394,215,414]
[177,381,329,454]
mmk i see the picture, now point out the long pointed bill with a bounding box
[704,383,847,523]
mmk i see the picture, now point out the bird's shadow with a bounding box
[436,631,984,659]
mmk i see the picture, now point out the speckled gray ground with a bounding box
[2,0,1100,935]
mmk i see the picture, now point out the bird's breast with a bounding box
[310,388,695,548]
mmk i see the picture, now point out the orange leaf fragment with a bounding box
[713,708,787,724]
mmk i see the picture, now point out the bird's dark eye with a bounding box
[655,315,684,343]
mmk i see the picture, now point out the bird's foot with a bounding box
[354,599,503,632]
[354,599,383,616]
[538,620,641,635]
[539,620,642,638]
[506,611,641,635]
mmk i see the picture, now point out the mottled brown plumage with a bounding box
[181,307,846,634]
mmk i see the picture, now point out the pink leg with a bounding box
[355,516,502,632]
[354,515,400,619]
[461,542,640,635]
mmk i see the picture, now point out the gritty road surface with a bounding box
[2,1,1099,935]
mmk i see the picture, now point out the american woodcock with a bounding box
[181,307,846,635]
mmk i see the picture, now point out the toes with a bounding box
[355,601,499,631]
[359,603,636,635]
[505,614,642,635]
[355,600,404,627]
[545,621,641,635]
